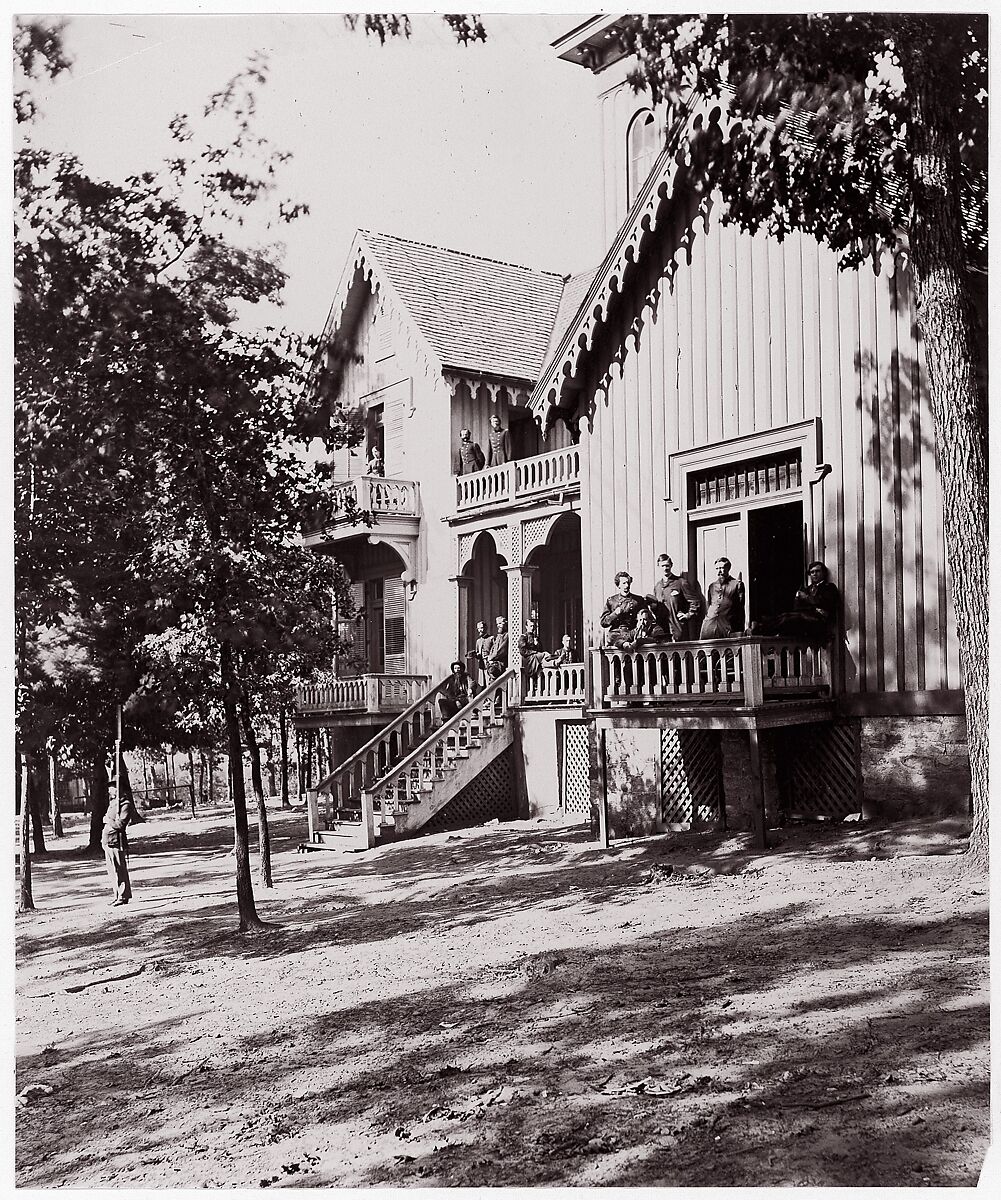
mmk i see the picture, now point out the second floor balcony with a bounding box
[455,445,581,515]
[302,475,421,550]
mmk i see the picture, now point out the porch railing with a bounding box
[296,673,430,715]
[521,661,587,705]
[455,445,580,512]
[330,475,420,518]
[590,637,830,708]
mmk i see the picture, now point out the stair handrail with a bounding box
[365,668,517,802]
[314,673,455,800]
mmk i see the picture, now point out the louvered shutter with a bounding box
[383,387,407,477]
[383,576,407,673]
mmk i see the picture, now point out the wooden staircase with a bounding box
[304,669,518,850]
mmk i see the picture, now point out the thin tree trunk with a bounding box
[208,748,216,804]
[903,40,988,869]
[265,722,278,797]
[89,752,110,851]
[279,705,290,808]
[221,643,266,932]
[28,759,47,855]
[186,747,197,814]
[198,750,207,804]
[17,742,34,912]
[240,692,273,889]
[49,750,63,838]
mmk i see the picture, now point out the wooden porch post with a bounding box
[747,724,767,850]
[504,563,539,674]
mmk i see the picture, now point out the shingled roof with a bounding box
[360,231,569,383]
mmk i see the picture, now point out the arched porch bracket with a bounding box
[367,534,417,586]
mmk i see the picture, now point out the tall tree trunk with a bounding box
[295,727,305,797]
[198,750,207,804]
[88,752,111,850]
[902,38,988,870]
[279,705,291,808]
[220,643,266,932]
[49,749,63,838]
[208,747,216,804]
[17,742,34,912]
[240,692,273,889]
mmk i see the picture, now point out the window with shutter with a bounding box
[383,576,407,673]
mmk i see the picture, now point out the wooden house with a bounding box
[296,18,970,849]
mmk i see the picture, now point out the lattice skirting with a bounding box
[660,729,724,829]
[422,746,518,834]
[559,720,592,817]
[774,720,862,819]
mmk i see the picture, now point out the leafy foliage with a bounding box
[618,14,986,274]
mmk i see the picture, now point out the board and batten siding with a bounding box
[577,202,960,702]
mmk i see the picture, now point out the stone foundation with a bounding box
[859,715,970,819]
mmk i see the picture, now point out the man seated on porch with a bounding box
[544,633,575,667]
[750,561,840,647]
[366,445,385,476]
[699,557,746,639]
[617,606,668,650]
[649,552,705,642]
[600,572,647,647]
[485,615,508,679]
[438,661,472,722]
[518,618,547,680]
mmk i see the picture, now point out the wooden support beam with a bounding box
[748,726,767,850]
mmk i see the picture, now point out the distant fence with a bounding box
[135,784,196,809]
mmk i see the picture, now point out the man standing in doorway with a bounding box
[486,414,511,467]
[700,557,746,638]
[650,553,705,642]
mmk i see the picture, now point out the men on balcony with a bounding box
[472,619,492,688]
[649,552,705,642]
[487,414,512,467]
[454,427,485,475]
[699,557,746,639]
[750,561,840,646]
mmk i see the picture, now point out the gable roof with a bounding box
[332,230,572,385]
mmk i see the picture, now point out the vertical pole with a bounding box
[597,723,610,849]
[748,725,767,850]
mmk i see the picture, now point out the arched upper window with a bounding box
[626,108,658,207]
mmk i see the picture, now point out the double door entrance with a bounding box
[690,500,805,627]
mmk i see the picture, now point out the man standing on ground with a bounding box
[102,780,137,907]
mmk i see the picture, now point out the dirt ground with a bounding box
[15,801,990,1188]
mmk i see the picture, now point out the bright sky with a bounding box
[25,12,604,336]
